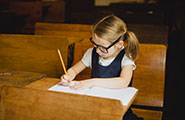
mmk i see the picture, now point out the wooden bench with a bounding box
[0,34,81,78]
[35,22,92,32]
[34,23,168,44]
[34,22,92,38]
[34,23,92,68]
[131,44,167,120]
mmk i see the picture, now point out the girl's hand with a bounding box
[70,80,94,90]
[59,75,72,86]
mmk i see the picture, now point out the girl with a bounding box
[60,15,142,120]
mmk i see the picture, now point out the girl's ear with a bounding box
[116,40,124,49]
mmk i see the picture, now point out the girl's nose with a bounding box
[96,48,104,56]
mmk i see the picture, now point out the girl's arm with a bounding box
[60,60,86,85]
[67,60,87,80]
[71,65,133,89]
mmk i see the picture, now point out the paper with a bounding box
[48,82,90,95]
[48,82,138,106]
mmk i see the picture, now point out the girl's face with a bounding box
[92,34,120,59]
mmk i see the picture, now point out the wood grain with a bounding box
[0,69,46,86]
[0,34,79,77]
[0,69,46,120]
[1,86,125,120]
[35,23,92,32]
[34,23,92,44]
[25,77,60,90]
[132,44,167,107]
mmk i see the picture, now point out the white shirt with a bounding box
[81,47,136,70]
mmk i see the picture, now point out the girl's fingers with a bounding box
[60,75,71,86]
[63,75,72,83]
[59,81,68,86]
[70,82,82,89]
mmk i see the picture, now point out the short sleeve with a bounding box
[121,55,136,70]
[81,48,93,67]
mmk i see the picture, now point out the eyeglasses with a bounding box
[90,35,122,54]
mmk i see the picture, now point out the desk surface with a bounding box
[25,77,137,120]
[0,69,46,87]
[26,77,60,90]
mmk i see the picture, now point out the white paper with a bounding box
[48,82,138,106]
[48,82,90,95]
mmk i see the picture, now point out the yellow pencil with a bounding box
[57,49,67,75]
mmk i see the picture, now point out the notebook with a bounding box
[48,82,138,106]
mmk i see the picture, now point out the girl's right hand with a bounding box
[59,75,72,86]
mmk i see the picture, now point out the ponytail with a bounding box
[124,31,139,61]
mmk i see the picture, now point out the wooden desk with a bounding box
[0,69,46,120]
[26,77,60,90]
[1,78,137,120]
[20,77,137,120]
[0,69,46,87]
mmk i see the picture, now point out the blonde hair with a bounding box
[92,15,139,61]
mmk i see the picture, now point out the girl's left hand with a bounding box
[70,80,94,90]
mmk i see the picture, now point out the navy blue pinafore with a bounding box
[91,48,143,120]
[91,48,132,86]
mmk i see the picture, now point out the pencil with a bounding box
[57,48,67,75]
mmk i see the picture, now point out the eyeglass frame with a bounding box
[89,35,124,54]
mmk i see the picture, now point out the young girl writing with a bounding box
[60,15,142,120]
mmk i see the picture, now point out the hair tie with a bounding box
[123,32,127,41]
